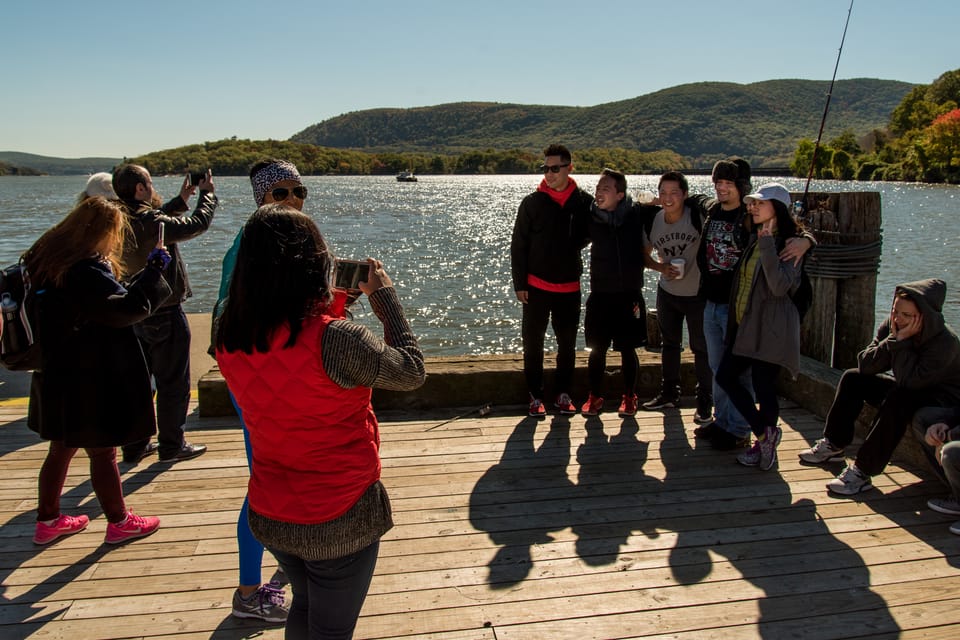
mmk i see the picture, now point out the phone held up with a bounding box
[334,259,369,290]
[189,170,207,186]
[156,221,165,249]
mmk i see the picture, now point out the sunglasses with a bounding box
[539,163,570,174]
[271,186,308,201]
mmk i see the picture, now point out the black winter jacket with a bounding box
[28,258,173,447]
[511,187,592,292]
[120,191,217,308]
[587,197,654,294]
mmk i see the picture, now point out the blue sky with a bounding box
[1,0,956,158]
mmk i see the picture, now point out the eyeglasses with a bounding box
[271,186,308,201]
[539,163,570,174]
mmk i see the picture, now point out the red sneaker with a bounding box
[580,394,604,416]
[528,396,546,418]
[33,514,89,545]
[105,511,160,545]
[618,393,638,417]
[554,393,577,415]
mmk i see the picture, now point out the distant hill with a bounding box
[0,152,121,176]
[291,78,914,167]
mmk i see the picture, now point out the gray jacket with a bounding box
[729,233,802,377]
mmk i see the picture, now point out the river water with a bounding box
[1,174,957,357]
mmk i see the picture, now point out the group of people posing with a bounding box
[21,160,426,639]
[511,144,812,470]
[511,143,960,536]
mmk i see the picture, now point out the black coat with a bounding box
[28,258,172,447]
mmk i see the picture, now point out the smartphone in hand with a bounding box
[156,221,165,249]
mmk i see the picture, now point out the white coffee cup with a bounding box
[670,258,686,279]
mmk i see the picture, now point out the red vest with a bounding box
[217,315,380,524]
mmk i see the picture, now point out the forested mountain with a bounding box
[0,152,120,175]
[291,79,913,167]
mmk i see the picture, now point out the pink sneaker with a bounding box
[105,511,160,545]
[33,514,89,545]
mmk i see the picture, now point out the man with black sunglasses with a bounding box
[511,144,592,417]
[113,164,217,464]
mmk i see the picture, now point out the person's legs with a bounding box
[136,306,192,458]
[855,387,940,477]
[942,442,960,500]
[550,290,581,397]
[823,369,894,448]
[716,349,765,437]
[521,288,551,399]
[85,447,127,522]
[654,287,683,400]
[37,440,77,521]
[703,302,750,438]
[749,360,783,429]
[583,294,610,396]
[684,297,712,413]
[271,542,380,640]
[234,391,267,590]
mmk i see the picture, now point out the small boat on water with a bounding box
[396,171,418,182]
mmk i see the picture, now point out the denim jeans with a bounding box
[124,305,191,459]
[703,301,751,437]
[270,541,380,640]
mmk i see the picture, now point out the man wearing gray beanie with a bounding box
[692,158,813,450]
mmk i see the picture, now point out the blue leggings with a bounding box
[232,393,267,587]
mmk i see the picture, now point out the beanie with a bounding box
[712,157,752,200]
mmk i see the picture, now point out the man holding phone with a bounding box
[112,164,218,464]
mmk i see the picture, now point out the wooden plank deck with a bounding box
[1,395,959,639]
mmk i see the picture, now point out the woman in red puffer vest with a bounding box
[216,203,425,640]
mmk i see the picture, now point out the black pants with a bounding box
[716,348,782,438]
[521,287,580,399]
[824,369,940,476]
[123,305,191,459]
[656,286,711,403]
[584,291,641,396]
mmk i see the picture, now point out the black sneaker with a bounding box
[709,429,751,451]
[158,443,207,462]
[642,394,679,410]
[693,421,723,440]
[122,442,159,465]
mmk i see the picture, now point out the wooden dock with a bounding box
[2,396,959,639]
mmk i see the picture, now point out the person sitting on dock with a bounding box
[799,279,960,495]
[511,144,592,417]
[911,405,960,535]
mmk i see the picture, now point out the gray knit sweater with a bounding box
[248,286,424,560]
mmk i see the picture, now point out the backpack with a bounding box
[791,259,813,322]
[0,260,42,371]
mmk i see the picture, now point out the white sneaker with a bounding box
[798,438,845,464]
[826,464,872,495]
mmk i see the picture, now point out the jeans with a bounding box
[124,305,191,459]
[911,406,960,496]
[38,440,126,522]
[824,369,940,477]
[656,287,711,403]
[270,541,380,640]
[233,392,267,587]
[716,348,781,438]
[703,301,751,437]
[521,287,581,399]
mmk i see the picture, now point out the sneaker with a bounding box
[950,521,960,536]
[694,398,713,424]
[528,397,546,418]
[693,421,723,439]
[122,442,159,465]
[618,394,638,417]
[798,438,845,464]
[158,442,207,462]
[104,511,161,544]
[826,464,873,495]
[642,393,679,411]
[554,393,577,415]
[581,394,604,416]
[33,514,89,545]
[737,440,761,467]
[232,583,289,623]
[710,429,751,451]
[927,496,960,516]
[759,426,782,471]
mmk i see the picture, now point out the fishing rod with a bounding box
[798,0,855,217]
